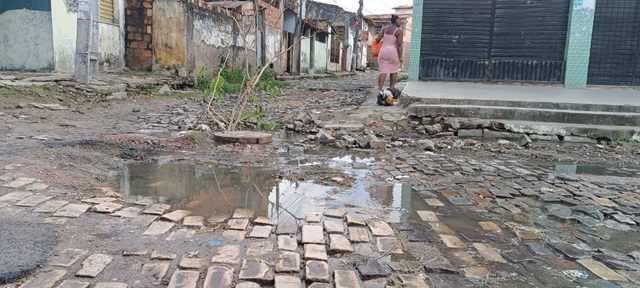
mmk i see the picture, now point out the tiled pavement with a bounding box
[1,150,640,288]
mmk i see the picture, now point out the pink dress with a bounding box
[378,26,401,74]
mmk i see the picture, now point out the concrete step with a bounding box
[400,96,640,113]
[408,104,640,127]
[447,118,640,141]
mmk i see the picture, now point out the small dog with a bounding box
[377,88,401,106]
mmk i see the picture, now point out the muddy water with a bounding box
[550,163,640,177]
[116,156,415,225]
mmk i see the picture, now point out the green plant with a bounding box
[397,75,409,82]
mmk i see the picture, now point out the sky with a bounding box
[313,0,413,15]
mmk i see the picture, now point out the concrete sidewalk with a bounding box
[403,81,640,107]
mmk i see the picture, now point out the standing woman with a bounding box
[376,15,403,94]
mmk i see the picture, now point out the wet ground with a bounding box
[1,72,640,288]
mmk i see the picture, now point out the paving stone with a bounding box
[0,191,32,202]
[203,266,234,288]
[161,210,192,222]
[182,216,204,227]
[130,215,158,228]
[460,230,487,242]
[222,230,246,241]
[478,221,501,233]
[429,222,455,234]
[324,209,347,218]
[228,218,250,230]
[277,235,298,251]
[424,198,445,207]
[235,283,261,288]
[276,223,298,235]
[0,202,7,209]
[211,245,241,265]
[179,257,204,269]
[416,210,439,222]
[53,203,91,218]
[403,229,433,242]
[94,283,127,288]
[43,217,68,225]
[140,262,171,285]
[150,251,177,260]
[308,283,334,288]
[246,241,274,258]
[473,243,507,263]
[502,245,534,263]
[464,267,489,280]
[50,248,89,267]
[324,220,345,234]
[612,213,637,226]
[452,251,478,265]
[305,244,328,261]
[330,234,353,253]
[26,182,49,191]
[577,259,628,282]
[423,262,459,274]
[239,260,274,282]
[143,204,171,215]
[91,202,123,213]
[122,249,147,256]
[357,259,388,280]
[143,221,175,236]
[367,219,394,237]
[397,274,430,288]
[275,252,301,273]
[19,269,66,288]
[345,214,366,226]
[440,235,467,248]
[56,280,90,288]
[254,216,276,226]
[427,275,471,288]
[376,237,402,254]
[81,197,117,204]
[306,212,323,223]
[2,177,36,188]
[549,242,591,260]
[274,275,301,288]
[593,197,618,208]
[0,172,17,181]
[334,270,362,288]
[248,225,273,239]
[348,226,370,243]
[302,225,325,244]
[15,195,51,207]
[76,254,113,278]
[165,228,195,241]
[307,261,330,282]
[167,271,200,288]
[110,207,141,218]
[232,208,255,218]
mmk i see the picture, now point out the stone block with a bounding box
[167,271,199,288]
[203,266,234,288]
[305,244,328,261]
[76,254,113,278]
[306,260,330,282]
[302,225,325,244]
[329,234,353,253]
[275,252,301,273]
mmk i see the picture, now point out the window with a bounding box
[330,36,340,63]
[316,33,327,44]
[99,0,116,24]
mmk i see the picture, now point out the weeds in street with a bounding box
[397,74,409,82]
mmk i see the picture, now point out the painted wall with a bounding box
[300,37,311,73]
[190,7,257,76]
[314,41,327,71]
[51,0,125,71]
[265,25,284,74]
[0,2,54,71]
[152,0,188,71]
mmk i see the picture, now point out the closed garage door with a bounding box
[588,0,640,86]
[420,0,570,83]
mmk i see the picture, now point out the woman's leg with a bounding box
[378,73,387,91]
[390,72,398,89]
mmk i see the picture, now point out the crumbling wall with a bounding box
[125,0,153,70]
[0,2,54,71]
[152,0,188,73]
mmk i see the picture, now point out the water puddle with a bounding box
[117,156,415,224]
[549,163,640,177]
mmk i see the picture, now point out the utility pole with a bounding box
[352,0,363,72]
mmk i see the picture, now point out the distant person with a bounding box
[376,14,403,97]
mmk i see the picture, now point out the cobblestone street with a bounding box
[1,73,640,288]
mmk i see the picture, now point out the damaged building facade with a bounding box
[125,0,301,76]
[302,1,357,73]
[0,0,126,72]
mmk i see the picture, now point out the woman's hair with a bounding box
[391,15,399,24]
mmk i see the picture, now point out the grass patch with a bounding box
[397,74,409,82]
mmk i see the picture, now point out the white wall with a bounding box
[50,0,125,71]
[301,37,311,73]
[0,9,54,71]
[314,41,327,72]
